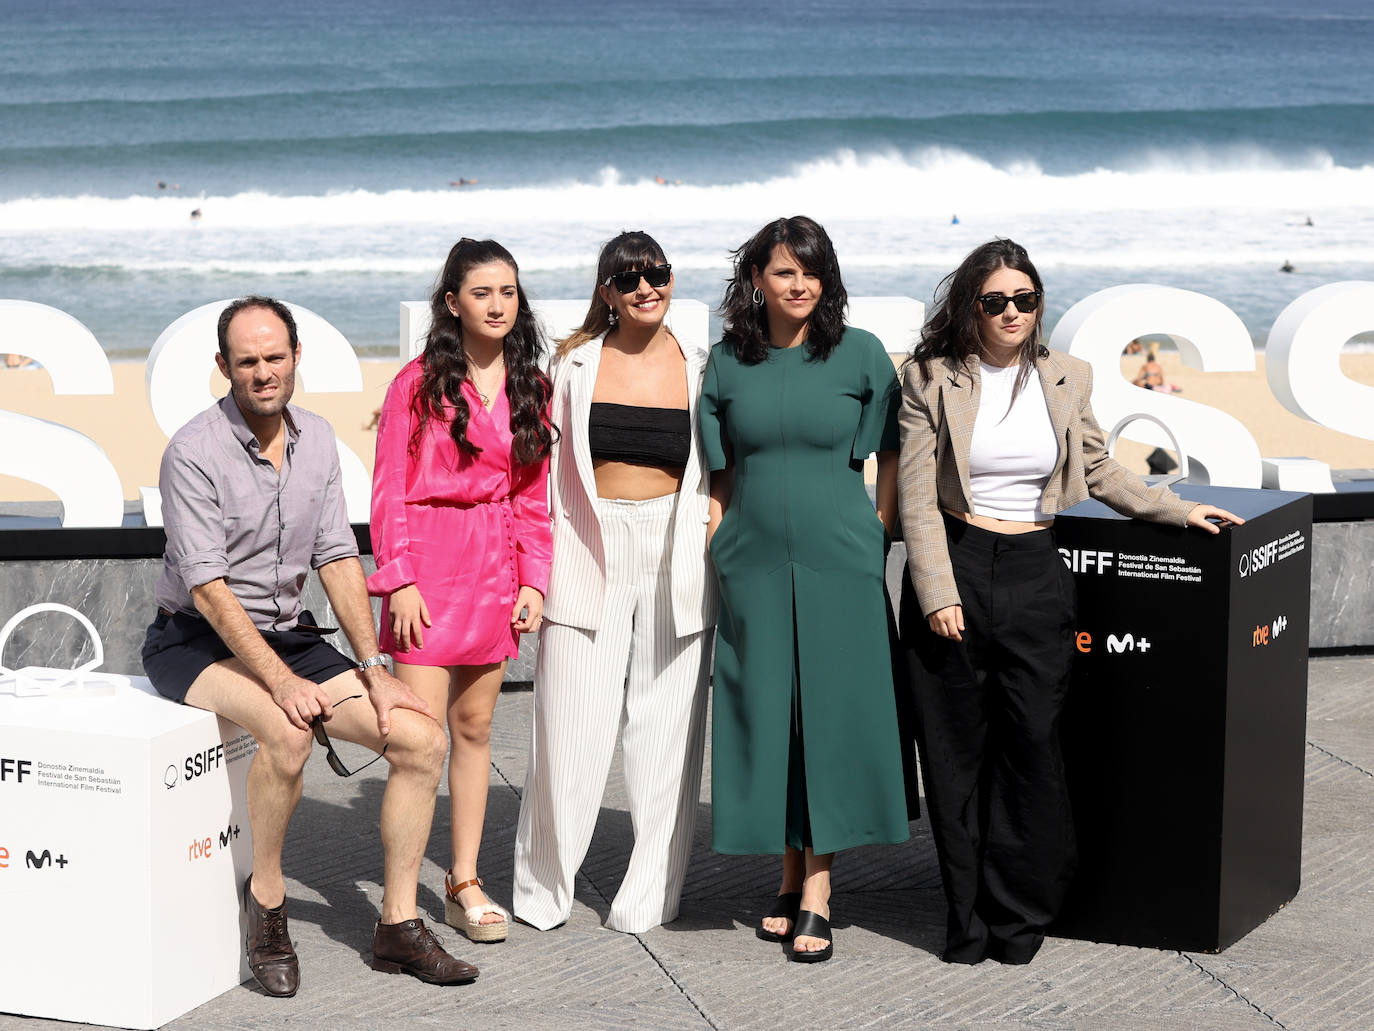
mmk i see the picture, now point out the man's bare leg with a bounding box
[320,668,448,922]
[185,658,314,909]
[186,660,447,919]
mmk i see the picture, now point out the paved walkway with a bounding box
[5,653,1372,1030]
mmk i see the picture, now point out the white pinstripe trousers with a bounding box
[512,493,711,934]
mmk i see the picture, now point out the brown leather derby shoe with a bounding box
[371,918,479,985]
[243,874,300,997]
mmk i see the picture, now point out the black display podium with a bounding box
[1051,484,1311,952]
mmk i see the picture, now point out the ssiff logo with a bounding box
[1060,549,1114,574]
[183,744,225,782]
[1238,540,1279,579]
[1,757,32,783]
[1253,615,1289,647]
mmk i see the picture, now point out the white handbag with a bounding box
[0,603,132,697]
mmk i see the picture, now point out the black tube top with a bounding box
[588,402,690,468]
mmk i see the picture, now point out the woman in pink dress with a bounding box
[369,237,554,943]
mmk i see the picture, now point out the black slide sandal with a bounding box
[755,892,803,942]
[790,909,834,963]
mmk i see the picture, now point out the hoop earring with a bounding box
[751,287,763,306]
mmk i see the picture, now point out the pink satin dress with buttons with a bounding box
[368,355,552,666]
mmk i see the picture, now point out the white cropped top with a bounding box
[968,360,1059,522]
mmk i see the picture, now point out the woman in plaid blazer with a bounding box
[896,239,1241,965]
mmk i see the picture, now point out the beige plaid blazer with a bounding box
[897,348,1195,618]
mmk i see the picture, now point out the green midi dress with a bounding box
[701,326,917,856]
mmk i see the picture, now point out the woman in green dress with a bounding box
[701,216,916,963]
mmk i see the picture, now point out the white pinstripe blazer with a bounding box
[541,333,718,637]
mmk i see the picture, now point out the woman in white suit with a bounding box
[512,231,716,934]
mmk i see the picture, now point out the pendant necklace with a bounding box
[465,350,505,409]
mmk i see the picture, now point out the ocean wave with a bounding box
[3,102,1370,159]
[2,147,1372,234]
[9,246,1374,278]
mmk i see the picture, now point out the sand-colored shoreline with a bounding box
[1107,352,1374,478]
[0,359,400,505]
[0,354,1370,505]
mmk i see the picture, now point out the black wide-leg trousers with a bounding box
[900,514,1078,964]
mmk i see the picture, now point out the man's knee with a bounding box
[386,710,448,776]
[255,723,315,778]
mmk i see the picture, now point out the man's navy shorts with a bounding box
[142,608,355,703]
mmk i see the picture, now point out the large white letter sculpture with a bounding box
[0,300,124,526]
[1264,282,1374,491]
[1051,284,1262,488]
[849,297,926,357]
[143,301,371,524]
[2,285,1369,528]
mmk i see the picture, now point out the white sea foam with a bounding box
[3,148,1372,278]
[2,147,1371,231]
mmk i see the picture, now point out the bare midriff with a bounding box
[595,460,684,501]
[942,507,1052,535]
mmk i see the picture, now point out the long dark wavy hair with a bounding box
[558,230,670,356]
[908,238,1046,404]
[719,215,848,365]
[413,238,553,466]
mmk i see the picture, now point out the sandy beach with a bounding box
[1108,351,1374,478]
[0,353,1370,506]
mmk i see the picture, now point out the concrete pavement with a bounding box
[3,652,1371,1030]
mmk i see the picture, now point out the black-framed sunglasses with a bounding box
[976,290,1042,316]
[603,263,672,294]
[312,694,388,777]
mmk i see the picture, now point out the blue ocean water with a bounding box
[2,0,1372,355]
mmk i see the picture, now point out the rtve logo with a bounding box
[1075,631,1152,654]
[1238,540,1280,579]
[1060,548,1114,575]
[0,758,32,783]
[1253,615,1289,647]
[188,822,241,861]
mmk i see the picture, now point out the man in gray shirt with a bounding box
[142,296,477,994]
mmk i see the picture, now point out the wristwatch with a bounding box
[356,654,388,672]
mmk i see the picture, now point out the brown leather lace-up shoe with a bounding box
[243,874,299,997]
[371,918,479,985]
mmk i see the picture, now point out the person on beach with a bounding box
[701,216,918,963]
[897,239,1243,965]
[141,295,478,994]
[512,231,716,933]
[1131,340,1179,392]
[368,238,553,945]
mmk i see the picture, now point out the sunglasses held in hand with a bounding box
[312,694,388,777]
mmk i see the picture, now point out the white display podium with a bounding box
[0,678,255,1029]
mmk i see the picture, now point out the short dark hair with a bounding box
[217,295,299,359]
[719,216,848,365]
